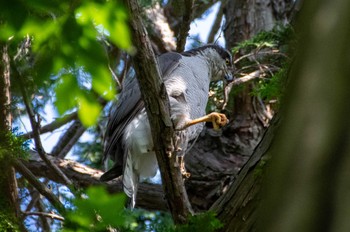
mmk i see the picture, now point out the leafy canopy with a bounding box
[0,0,133,127]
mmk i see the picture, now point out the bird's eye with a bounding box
[225,59,230,65]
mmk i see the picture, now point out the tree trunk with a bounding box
[223,0,293,156]
[210,115,280,232]
[260,0,350,231]
[0,43,20,229]
[125,0,192,224]
[182,0,293,213]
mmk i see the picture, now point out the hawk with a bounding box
[101,45,234,207]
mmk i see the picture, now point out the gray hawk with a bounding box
[101,44,234,207]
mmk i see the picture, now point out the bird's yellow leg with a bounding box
[184,112,228,130]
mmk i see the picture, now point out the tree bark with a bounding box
[260,0,350,231]
[23,157,167,211]
[125,0,192,223]
[0,43,21,227]
[223,0,294,156]
[210,115,280,232]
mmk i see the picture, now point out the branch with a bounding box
[231,70,262,86]
[210,115,281,232]
[125,0,193,223]
[14,160,65,213]
[207,1,225,43]
[17,75,73,187]
[223,70,262,109]
[176,0,194,52]
[23,211,64,221]
[22,157,167,211]
[21,112,78,140]
[50,120,85,158]
[35,200,52,231]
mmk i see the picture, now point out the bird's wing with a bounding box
[158,52,182,80]
[101,51,183,181]
[102,74,144,181]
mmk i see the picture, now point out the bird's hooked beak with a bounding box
[224,66,234,83]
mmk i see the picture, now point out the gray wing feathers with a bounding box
[101,52,183,182]
[123,150,139,208]
[158,52,182,79]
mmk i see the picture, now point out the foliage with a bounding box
[64,186,132,231]
[0,212,19,232]
[0,128,29,161]
[63,186,223,232]
[232,25,294,107]
[252,67,288,102]
[232,24,295,54]
[174,212,223,232]
[0,0,133,127]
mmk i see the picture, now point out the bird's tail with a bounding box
[123,150,139,208]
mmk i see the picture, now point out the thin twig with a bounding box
[17,74,73,187]
[234,49,286,64]
[35,200,51,231]
[23,211,64,221]
[21,111,78,140]
[109,65,121,87]
[50,120,85,158]
[223,70,262,109]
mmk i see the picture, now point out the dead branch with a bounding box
[50,120,85,158]
[21,112,78,140]
[35,200,51,231]
[22,156,167,211]
[176,0,194,52]
[207,1,225,43]
[23,211,65,221]
[14,160,64,213]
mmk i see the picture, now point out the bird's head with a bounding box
[207,45,234,83]
[183,44,234,83]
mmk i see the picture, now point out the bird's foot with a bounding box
[183,112,228,131]
[207,112,228,130]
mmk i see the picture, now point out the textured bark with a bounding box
[163,0,219,38]
[181,0,289,213]
[260,1,350,231]
[23,157,167,211]
[125,0,192,223]
[223,0,286,155]
[211,115,280,232]
[0,43,20,224]
[175,0,194,52]
[193,1,294,230]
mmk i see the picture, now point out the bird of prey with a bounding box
[101,44,234,207]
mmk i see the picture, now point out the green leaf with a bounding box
[64,186,130,231]
[77,92,102,127]
[54,73,79,115]
[76,1,133,51]
[91,67,116,100]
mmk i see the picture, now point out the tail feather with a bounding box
[123,150,139,208]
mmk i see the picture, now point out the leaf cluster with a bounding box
[233,25,295,105]
[63,186,223,232]
[1,0,133,127]
[0,128,29,162]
